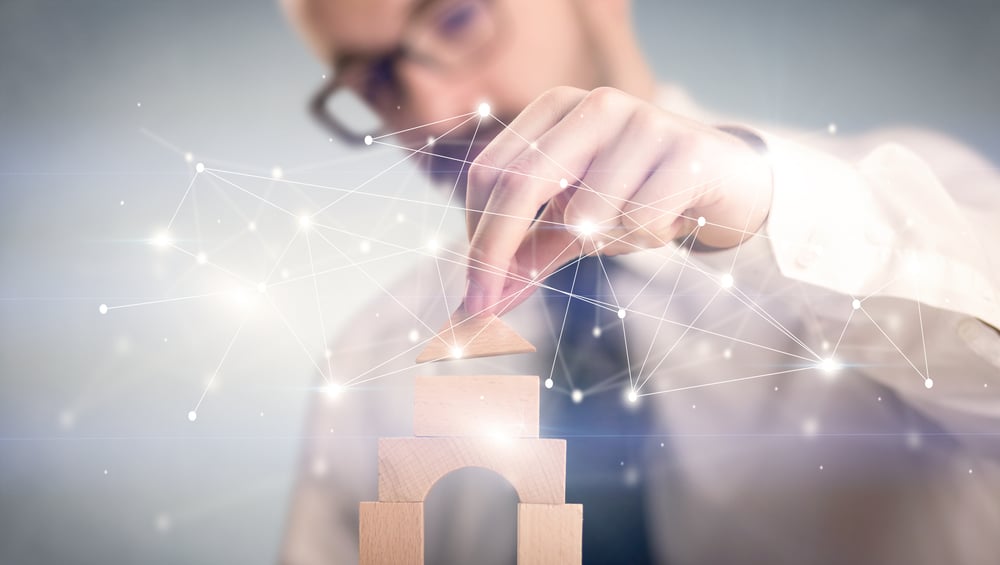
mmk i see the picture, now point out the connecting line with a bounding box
[308,228,437,339]
[303,230,334,381]
[636,286,724,392]
[547,246,586,390]
[374,111,478,140]
[105,291,230,311]
[312,113,479,217]
[167,243,260,288]
[265,295,331,383]
[830,309,856,359]
[192,314,252,413]
[860,307,928,383]
[638,366,816,397]
[166,173,199,231]
[205,171,299,218]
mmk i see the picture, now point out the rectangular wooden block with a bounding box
[414,375,540,437]
[359,501,424,565]
[517,503,583,565]
[378,437,566,504]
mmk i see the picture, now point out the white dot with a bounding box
[103,469,108,475]
[529,269,539,279]
[544,378,554,389]
[571,389,584,404]
[359,240,371,254]
[852,299,861,310]
[627,390,638,403]
[819,465,825,471]
[187,411,197,422]
[969,468,974,475]
[98,304,108,315]
[151,232,172,248]
[196,252,207,265]
[530,141,538,151]
[280,268,289,279]
[119,200,125,206]
[364,135,373,146]
[720,273,734,288]
[924,378,934,389]
[271,166,283,179]
[426,238,439,252]
[821,340,830,351]
[592,326,602,338]
[450,346,463,359]
[617,308,627,319]
[575,220,596,236]
[324,349,332,359]
[195,162,205,173]
[722,348,732,359]
[396,213,405,223]
[248,221,257,232]
[408,329,419,343]
[559,178,568,189]
[477,102,491,117]
[828,123,838,135]
[323,383,343,399]
[298,215,311,229]
[426,136,436,146]
[690,161,702,174]
[819,357,840,376]
[136,102,142,108]
[697,216,706,227]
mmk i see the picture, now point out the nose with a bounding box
[389,61,481,144]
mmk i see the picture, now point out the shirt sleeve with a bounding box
[759,127,1000,450]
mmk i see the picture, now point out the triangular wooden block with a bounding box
[415,306,536,363]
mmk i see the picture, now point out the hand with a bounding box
[462,86,773,315]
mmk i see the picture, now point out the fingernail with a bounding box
[465,278,486,315]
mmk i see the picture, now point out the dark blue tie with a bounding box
[540,255,659,565]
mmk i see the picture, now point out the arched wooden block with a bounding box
[359,502,423,565]
[378,437,565,504]
[518,503,583,565]
[415,306,536,363]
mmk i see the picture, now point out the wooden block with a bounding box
[414,375,540,437]
[359,501,424,565]
[517,503,583,565]
[378,437,565,504]
[415,306,536,363]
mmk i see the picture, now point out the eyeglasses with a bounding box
[309,0,504,146]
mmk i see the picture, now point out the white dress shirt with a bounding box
[279,85,1000,564]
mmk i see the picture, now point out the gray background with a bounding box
[1,0,998,563]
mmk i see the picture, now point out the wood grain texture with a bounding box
[517,503,584,565]
[414,375,540,437]
[415,306,536,363]
[359,501,424,565]
[378,437,565,504]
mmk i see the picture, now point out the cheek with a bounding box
[480,1,596,117]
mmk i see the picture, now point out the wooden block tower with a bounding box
[359,308,584,564]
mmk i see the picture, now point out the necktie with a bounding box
[541,255,658,564]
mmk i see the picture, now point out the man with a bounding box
[279,0,1000,563]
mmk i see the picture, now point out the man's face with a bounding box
[289,0,601,185]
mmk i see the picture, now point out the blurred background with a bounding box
[1,0,997,563]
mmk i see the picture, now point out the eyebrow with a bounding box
[327,0,441,68]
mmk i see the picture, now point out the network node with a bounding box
[359,240,371,254]
[818,357,840,375]
[544,377,554,389]
[184,152,193,163]
[924,378,934,389]
[396,213,406,223]
[529,269,539,279]
[571,389,584,404]
[119,200,125,206]
[98,304,108,315]
[256,282,267,294]
[195,162,205,173]
[151,232,172,248]
[298,215,311,229]
[574,220,596,237]
[697,216,706,227]
[627,390,638,403]
[408,329,419,343]
[450,346,464,359]
[852,299,861,310]
[530,141,538,151]
[690,161,702,174]
[364,135,373,146]
[592,326,602,338]
[248,221,257,232]
[324,349,332,359]
[828,123,838,135]
[720,273,734,288]
[426,136,436,146]
[617,309,626,319]
[559,178,569,189]
[323,383,343,399]
[722,348,732,359]
[271,166,283,179]
[426,238,439,253]
[196,252,207,265]
[477,102,491,117]
[187,410,197,422]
